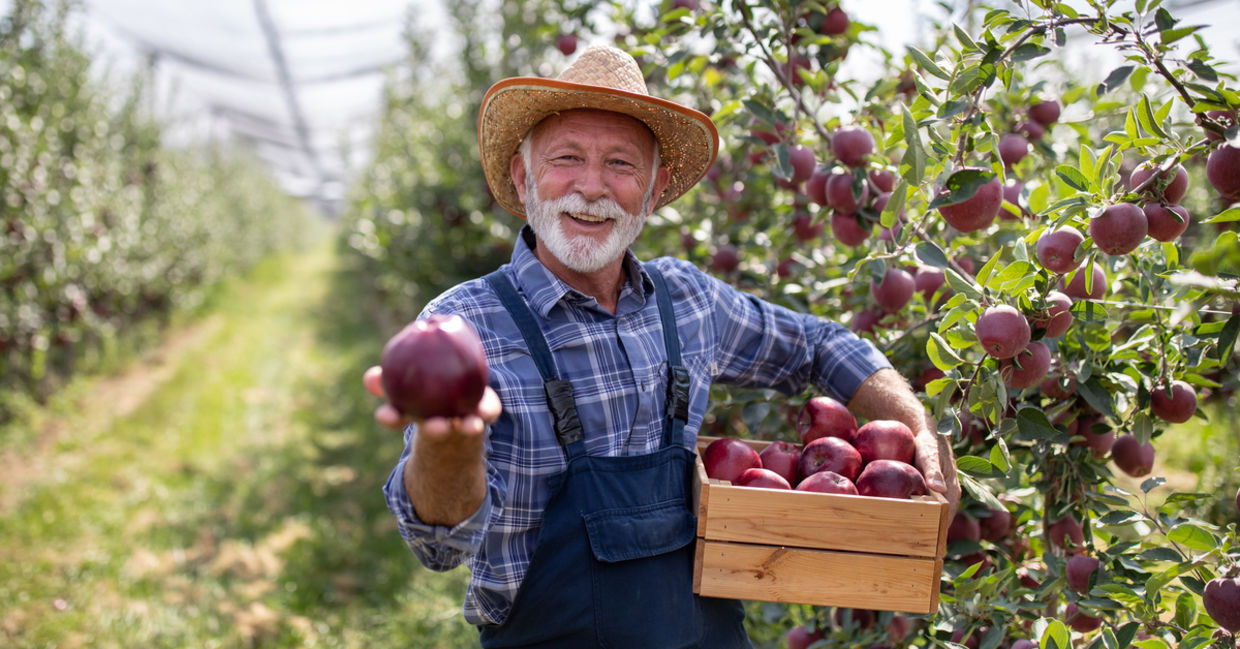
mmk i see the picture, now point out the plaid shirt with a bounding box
[383,227,891,626]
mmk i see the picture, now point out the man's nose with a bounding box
[573,160,609,202]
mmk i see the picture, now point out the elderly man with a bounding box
[365,45,960,648]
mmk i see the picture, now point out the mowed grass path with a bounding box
[0,235,476,648]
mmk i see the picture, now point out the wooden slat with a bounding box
[693,539,942,614]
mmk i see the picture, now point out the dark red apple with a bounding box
[380,314,490,419]
[1075,416,1114,458]
[758,440,801,485]
[938,174,1003,233]
[853,419,916,465]
[806,168,831,205]
[1047,514,1085,553]
[796,470,858,494]
[915,267,946,301]
[855,459,927,499]
[1010,640,1037,649]
[999,133,1030,167]
[785,624,825,649]
[820,7,850,35]
[1018,119,1045,141]
[788,144,816,184]
[1065,554,1100,593]
[1029,99,1061,126]
[1210,143,1240,199]
[1061,263,1107,300]
[978,505,1011,542]
[792,214,823,242]
[1090,202,1148,255]
[871,268,915,312]
[702,437,762,482]
[869,168,895,193]
[735,467,792,489]
[1000,341,1052,389]
[555,34,578,56]
[1033,290,1074,338]
[830,210,871,246]
[1129,162,1189,204]
[947,512,981,543]
[797,395,858,444]
[1036,227,1084,274]
[1110,433,1155,477]
[710,245,740,274]
[1065,602,1102,632]
[831,127,874,168]
[1205,577,1240,633]
[826,172,869,212]
[833,608,876,629]
[950,628,981,649]
[1150,379,1197,423]
[975,304,1031,360]
[851,308,882,334]
[798,436,863,482]
[887,614,910,645]
[1143,203,1191,242]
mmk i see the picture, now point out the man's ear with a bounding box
[510,152,527,204]
[650,165,671,211]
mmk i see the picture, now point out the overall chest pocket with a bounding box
[583,499,696,562]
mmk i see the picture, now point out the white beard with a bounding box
[524,183,648,274]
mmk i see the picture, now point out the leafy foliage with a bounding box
[339,0,1240,647]
[0,0,315,425]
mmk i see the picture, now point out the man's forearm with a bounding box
[404,433,488,527]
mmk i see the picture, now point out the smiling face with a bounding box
[511,109,670,277]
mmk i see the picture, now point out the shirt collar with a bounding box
[510,225,653,318]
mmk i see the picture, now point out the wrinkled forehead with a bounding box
[527,108,658,154]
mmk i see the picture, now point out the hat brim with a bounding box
[478,77,719,219]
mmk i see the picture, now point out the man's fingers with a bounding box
[478,387,502,423]
[374,403,409,430]
[363,366,384,397]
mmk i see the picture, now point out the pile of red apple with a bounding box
[701,395,928,500]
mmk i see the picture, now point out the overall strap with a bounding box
[484,271,585,455]
[644,263,689,449]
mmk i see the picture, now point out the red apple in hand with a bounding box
[758,440,801,485]
[797,395,857,444]
[380,314,490,419]
[853,420,916,465]
[796,470,858,494]
[798,436,863,482]
[703,438,761,482]
[735,467,791,489]
[855,459,927,499]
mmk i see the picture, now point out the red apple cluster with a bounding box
[702,396,928,500]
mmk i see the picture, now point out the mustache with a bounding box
[536,192,635,221]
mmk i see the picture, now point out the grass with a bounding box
[0,232,476,648]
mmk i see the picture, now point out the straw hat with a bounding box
[478,45,719,218]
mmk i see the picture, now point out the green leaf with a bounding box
[1167,522,1219,551]
[954,23,978,50]
[1078,378,1118,420]
[772,143,793,180]
[908,46,951,80]
[1016,406,1061,441]
[1011,43,1051,62]
[1138,547,1183,562]
[927,332,964,371]
[959,472,1006,510]
[945,269,984,300]
[742,99,778,127]
[1154,7,1176,31]
[1055,165,1091,192]
[1217,310,1240,363]
[915,241,950,268]
[900,105,927,185]
[1141,476,1167,493]
[930,168,997,208]
[1174,591,1197,630]
[1160,25,1201,46]
[1203,206,1240,223]
[1097,65,1134,96]
[1097,510,1143,526]
[1038,618,1072,649]
[957,455,997,476]
[1186,59,1218,82]
[989,441,1011,473]
[1146,561,1194,597]
[881,181,908,228]
[1137,95,1170,139]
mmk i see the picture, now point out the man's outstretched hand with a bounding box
[363,365,501,434]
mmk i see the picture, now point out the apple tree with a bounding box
[610,1,1240,647]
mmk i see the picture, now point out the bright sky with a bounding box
[1,0,1235,209]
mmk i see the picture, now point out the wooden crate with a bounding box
[691,436,950,614]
